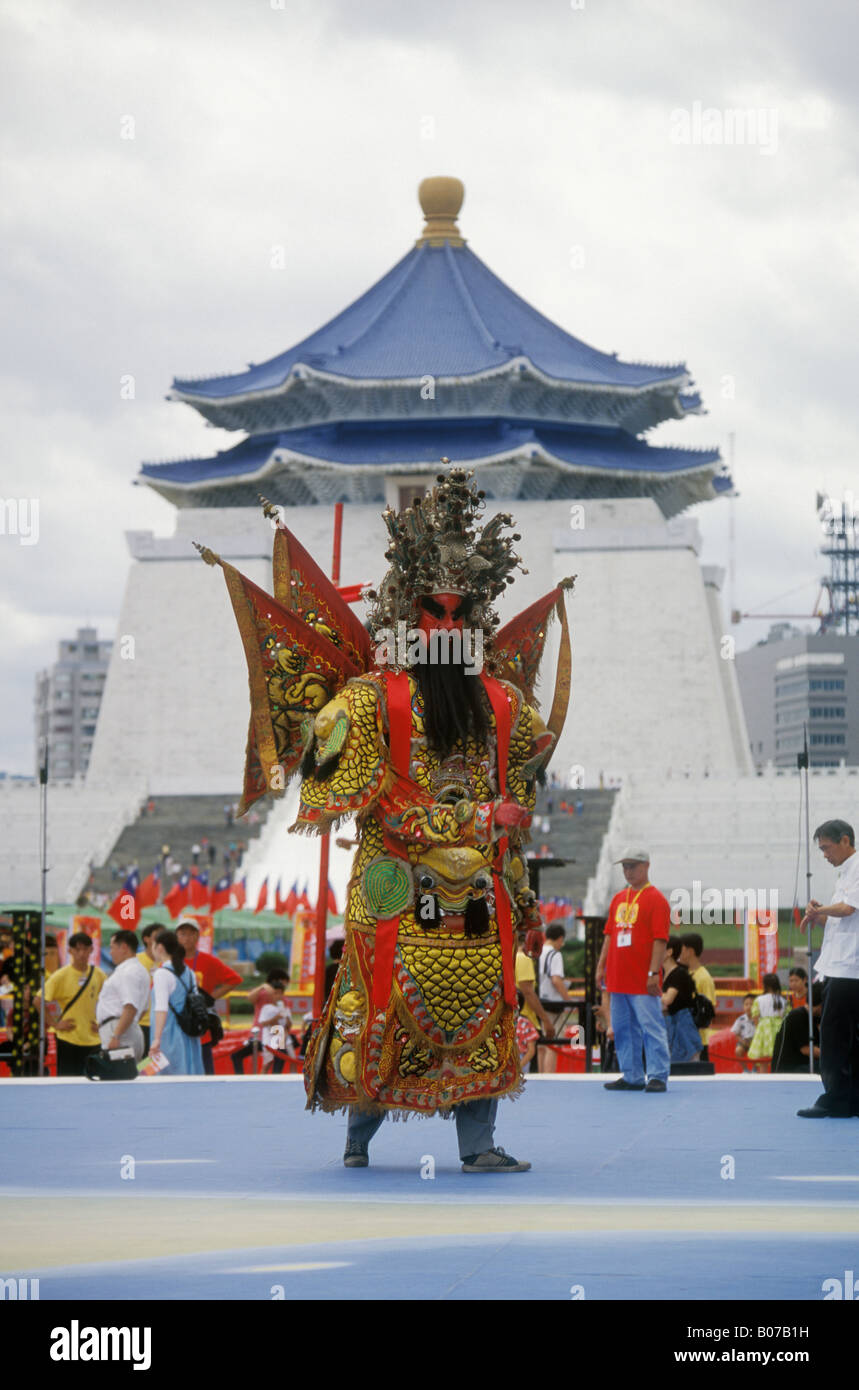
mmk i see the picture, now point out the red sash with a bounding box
[479,675,517,1007]
[372,672,411,1012]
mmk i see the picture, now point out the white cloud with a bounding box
[2,0,857,770]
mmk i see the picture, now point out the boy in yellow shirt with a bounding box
[136,923,160,1056]
[680,932,717,1056]
[44,932,106,1076]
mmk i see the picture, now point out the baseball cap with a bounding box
[613,849,650,864]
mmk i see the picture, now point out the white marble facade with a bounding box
[85,496,752,798]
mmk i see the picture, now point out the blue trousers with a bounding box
[347,1098,499,1159]
[610,992,671,1084]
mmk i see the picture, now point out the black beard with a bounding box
[413,660,489,760]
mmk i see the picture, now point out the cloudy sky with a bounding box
[2,0,857,773]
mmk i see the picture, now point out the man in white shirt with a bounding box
[797,819,859,1119]
[96,930,152,1062]
[537,924,576,1074]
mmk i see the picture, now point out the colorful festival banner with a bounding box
[742,909,778,988]
[757,909,779,978]
[289,908,317,994]
[187,915,214,955]
[72,916,102,965]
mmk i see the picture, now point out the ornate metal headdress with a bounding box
[365,465,527,634]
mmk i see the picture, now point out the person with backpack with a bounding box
[176,919,241,1074]
[660,936,702,1063]
[679,933,718,1059]
[149,929,204,1075]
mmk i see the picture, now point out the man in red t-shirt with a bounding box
[176,920,242,1075]
[595,849,671,1093]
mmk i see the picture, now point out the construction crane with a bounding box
[731,492,858,633]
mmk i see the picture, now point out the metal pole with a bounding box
[727,431,736,620]
[312,501,344,1021]
[800,725,815,1075]
[38,740,49,1077]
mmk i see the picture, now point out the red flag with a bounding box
[284,882,298,918]
[107,870,140,928]
[297,882,312,912]
[163,870,191,920]
[254,878,269,914]
[274,880,289,917]
[137,868,160,910]
[212,874,232,913]
[230,877,247,911]
[189,869,211,909]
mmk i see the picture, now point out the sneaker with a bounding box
[343,1140,369,1167]
[603,1078,645,1091]
[645,1079,667,1093]
[461,1146,531,1173]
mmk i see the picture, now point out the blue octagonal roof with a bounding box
[172,243,691,401]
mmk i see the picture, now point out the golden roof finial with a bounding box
[416,176,466,248]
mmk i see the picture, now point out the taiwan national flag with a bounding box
[297,882,312,912]
[137,867,161,910]
[212,874,232,913]
[254,878,269,914]
[230,877,247,911]
[107,869,140,928]
[274,880,289,916]
[189,870,210,909]
[284,882,298,919]
[163,870,191,920]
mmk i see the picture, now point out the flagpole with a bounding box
[312,502,343,1020]
[38,739,49,1077]
[799,725,815,1076]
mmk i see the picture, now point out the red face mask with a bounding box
[417,592,466,637]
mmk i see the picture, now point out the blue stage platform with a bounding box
[1,1075,857,1301]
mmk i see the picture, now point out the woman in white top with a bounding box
[150,929,204,1075]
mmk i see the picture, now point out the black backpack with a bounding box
[169,967,210,1038]
[691,990,715,1030]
